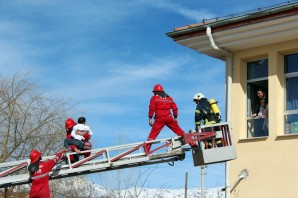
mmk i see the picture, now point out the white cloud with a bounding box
[139,0,217,22]
[106,56,190,78]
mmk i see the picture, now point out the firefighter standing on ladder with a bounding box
[193,93,222,148]
[146,84,186,153]
[28,148,66,198]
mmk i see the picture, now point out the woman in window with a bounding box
[252,89,268,118]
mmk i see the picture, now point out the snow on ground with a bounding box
[93,185,225,198]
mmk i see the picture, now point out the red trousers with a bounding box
[146,115,185,152]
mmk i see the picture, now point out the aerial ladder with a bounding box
[0,122,236,188]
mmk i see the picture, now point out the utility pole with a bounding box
[184,172,188,198]
[201,165,207,198]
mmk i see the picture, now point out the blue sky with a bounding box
[0,0,289,189]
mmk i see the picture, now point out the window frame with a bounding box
[284,71,298,116]
[284,53,298,134]
[246,58,269,138]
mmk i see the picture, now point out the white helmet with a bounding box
[193,93,205,101]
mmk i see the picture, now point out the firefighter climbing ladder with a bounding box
[0,122,236,188]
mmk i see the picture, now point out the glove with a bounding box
[83,133,91,140]
[61,153,67,160]
[149,118,153,127]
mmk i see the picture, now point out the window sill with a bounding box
[277,133,298,137]
[276,133,298,140]
[238,136,268,143]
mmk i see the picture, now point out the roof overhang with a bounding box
[166,3,298,60]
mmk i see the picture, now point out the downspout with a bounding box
[206,26,233,198]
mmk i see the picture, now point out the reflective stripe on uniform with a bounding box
[31,173,49,180]
[205,120,216,125]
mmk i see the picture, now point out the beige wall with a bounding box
[230,39,298,198]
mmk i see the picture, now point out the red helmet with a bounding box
[30,150,41,164]
[152,84,164,92]
[65,118,76,129]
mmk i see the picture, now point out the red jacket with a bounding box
[148,95,178,118]
[29,152,63,198]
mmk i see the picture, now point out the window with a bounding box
[247,59,268,138]
[284,53,298,134]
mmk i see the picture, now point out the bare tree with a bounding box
[0,73,76,196]
[0,74,73,163]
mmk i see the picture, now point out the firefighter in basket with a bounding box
[193,93,222,149]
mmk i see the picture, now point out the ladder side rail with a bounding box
[62,157,108,168]
[144,136,182,155]
[110,143,144,162]
[146,142,171,155]
[68,150,149,169]
[72,149,107,168]
[106,137,172,151]
[107,142,143,151]
[0,159,29,168]
[113,150,145,160]
[0,154,64,177]
[109,138,175,162]
[103,138,171,151]
[64,147,110,169]
[0,162,28,177]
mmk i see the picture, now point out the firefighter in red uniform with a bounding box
[146,84,185,153]
[28,148,66,198]
[65,118,79,163]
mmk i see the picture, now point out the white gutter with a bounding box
[206,26,233,198]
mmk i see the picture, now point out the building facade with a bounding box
[167,2,298,198]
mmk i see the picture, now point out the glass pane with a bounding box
[285,114,298,134]
[247,118,268,137]
[286,76,298,111]
[285,53,298,73]
[247,59,268,80]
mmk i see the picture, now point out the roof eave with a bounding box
[166,1,298,40]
